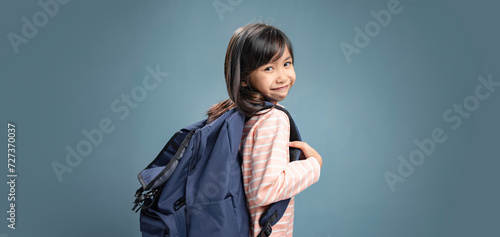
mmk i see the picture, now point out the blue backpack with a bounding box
[133,104,302,237]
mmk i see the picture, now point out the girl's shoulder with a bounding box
[246,106,290,129]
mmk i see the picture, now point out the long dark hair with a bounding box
[206,23,294,123]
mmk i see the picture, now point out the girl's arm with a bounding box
[243,109,321,208]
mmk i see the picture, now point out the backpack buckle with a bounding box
[257,221,273,237]
[263,221,272,236]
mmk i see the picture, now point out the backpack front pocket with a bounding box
[140,208,185,237]
[186,197,240,236]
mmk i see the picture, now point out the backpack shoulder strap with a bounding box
[257,103,301,237]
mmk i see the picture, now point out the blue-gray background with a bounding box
[1,0,499,236]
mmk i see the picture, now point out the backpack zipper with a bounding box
[174,195,186,211]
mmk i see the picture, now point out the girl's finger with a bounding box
[288,141,303,148]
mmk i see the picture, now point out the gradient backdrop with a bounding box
[1,0,499,236]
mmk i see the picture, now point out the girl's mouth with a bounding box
[272,85,289,91]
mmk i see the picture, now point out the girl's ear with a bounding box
[241,77,249,87]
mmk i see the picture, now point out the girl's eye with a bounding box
[284,62,292,67]
[264,66,273,71]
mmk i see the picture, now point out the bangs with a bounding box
[242,26,294,70]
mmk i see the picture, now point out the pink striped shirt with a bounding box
[240,106,321,237]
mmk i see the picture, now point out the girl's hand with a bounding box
[289,141,323,168]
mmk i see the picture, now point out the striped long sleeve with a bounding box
[241,107,321,237]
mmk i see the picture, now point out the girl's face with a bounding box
[245,47,296,103]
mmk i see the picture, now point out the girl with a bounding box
[207,23,323,237]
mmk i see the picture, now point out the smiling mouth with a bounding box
[272,85,289,91]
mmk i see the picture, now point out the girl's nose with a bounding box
[276,70,287,83]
